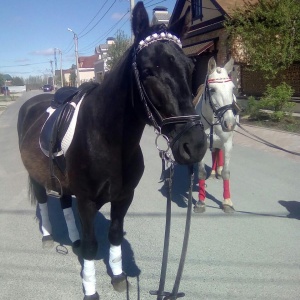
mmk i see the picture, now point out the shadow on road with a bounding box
[35,196,141,278]
[278,200,300,220]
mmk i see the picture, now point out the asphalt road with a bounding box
[0,91,299,300]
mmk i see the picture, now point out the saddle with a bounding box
[40,87,80,173]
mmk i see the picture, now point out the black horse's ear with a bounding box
[168,6,191,39]
[132,1,149,41]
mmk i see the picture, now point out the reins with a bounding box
[236,122,300,156]
[150,140,195,300]
[131,30,199,299]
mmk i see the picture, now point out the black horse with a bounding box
[17,2,207,299]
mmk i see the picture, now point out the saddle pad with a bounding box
[39,94,85,157]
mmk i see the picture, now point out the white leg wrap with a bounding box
[39,203,52,236]
[82,259,96,296]
[63,208,80,242]
[109,244,122,276]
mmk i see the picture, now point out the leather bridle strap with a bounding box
[132,61,202,134]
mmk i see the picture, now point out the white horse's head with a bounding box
[205,57,237,132]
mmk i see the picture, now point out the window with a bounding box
[192,0,203,21]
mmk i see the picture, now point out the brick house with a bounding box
[170,0,300,98]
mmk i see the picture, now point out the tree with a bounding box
[106,30,131,71]
[225,0,300,78]
[69,71,76,87]
[0,74,4,87]
[12,76,25,86]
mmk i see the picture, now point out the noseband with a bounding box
[132,31,203,150]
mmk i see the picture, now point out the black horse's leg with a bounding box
[76,198,99,299]
[29,177,54,248]
[108,191,134,291]
[60,194,80,248]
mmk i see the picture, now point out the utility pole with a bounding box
[130,0,135,42]
[68,28,80,87]
[50,60,54,86]
[55,48,63,87]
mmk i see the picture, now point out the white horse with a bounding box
[193,57,240,213]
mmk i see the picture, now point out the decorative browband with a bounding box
[136,32,182,54]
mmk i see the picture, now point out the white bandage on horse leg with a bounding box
[109,244,122,276]
[82,259,96,296]
[39,203,52,236]
[63,207,80,242]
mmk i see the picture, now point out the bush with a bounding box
[246,83,295,121]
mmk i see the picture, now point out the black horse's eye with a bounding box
[209,88,216,93]
[141,68,153,78]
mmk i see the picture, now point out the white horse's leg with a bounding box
[83,259,99,300]
[216,148,224,178]
[221,141,235,213]
[38,202,54,248]
[194,160,207,213]
[208,149,217,179]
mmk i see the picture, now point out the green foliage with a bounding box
[69,71,76,87]
[225,0,300,78]
[246,83,295,121]
[106,30,131,71]
[12,76,25,86]
[0,74,4,86]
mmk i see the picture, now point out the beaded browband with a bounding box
[135,32,182,54]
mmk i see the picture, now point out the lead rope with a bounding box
[150,133,194,300]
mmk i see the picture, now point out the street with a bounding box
[0,91,299,300]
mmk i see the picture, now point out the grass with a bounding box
[239,113,300,134]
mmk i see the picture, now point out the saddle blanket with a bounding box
[39,94,85,158]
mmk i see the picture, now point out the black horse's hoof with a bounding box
[42,235,54,249]
[111,272,128,292]
[83,292,99,300]
[194,201,206,213]
[222,204,235,213]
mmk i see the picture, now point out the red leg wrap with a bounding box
[223,179,230,199]
[211,151,217,171]
[199,179,206,201]
[218,149,224,167]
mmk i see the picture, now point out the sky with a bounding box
[0,0,176,79]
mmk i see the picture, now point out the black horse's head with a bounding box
[131,2,207,165]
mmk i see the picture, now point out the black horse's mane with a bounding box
[78,82,100,98]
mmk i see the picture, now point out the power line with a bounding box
[79,11,130,53]
[0,61,50,68]
[78,0,110,37]
[79,0,117,39]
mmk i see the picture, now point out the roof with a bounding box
[78,55,98,68]
[153,6,168,11]
[183,40,214,57]
[212,0,259,16]
[170,0,259,24]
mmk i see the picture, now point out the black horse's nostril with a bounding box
[183,143,191,159]
[224,121,228,129]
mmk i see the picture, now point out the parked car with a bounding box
[1,86,10,95]
[43,84,54,92]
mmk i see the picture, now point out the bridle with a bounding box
[201,75,239,150]
[203,76,238,125]
[132,31,202,299]
[131,31,203,152]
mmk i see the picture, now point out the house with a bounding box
[94,37,115,82]
[151,6,171,25]
[169,0,300,97]
[78,54,99,83]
